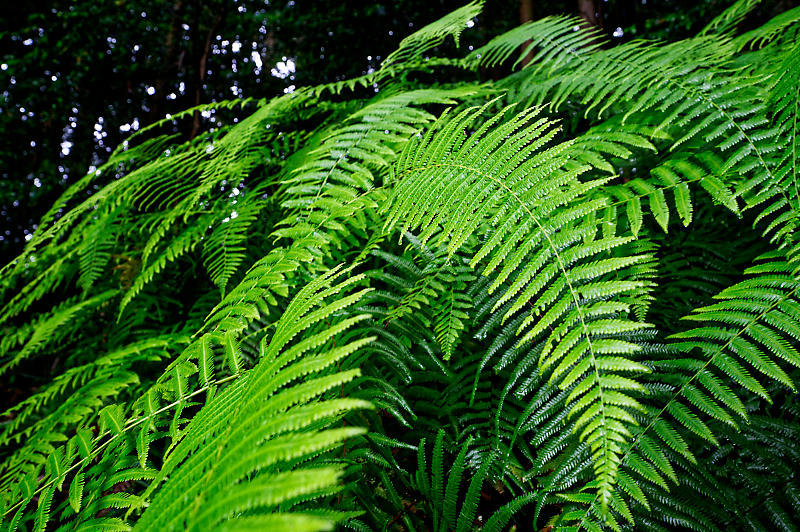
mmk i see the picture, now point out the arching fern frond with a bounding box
[558,251,800,530]
[203,200,265,295]
[0,290,118,378]
[607,152,740,236]
[733,5,800,49]
[466,15,602,72]
[750,40,800,265]
[133,266,374,531]
[699,0,763,36]
[381,0,482,68]
[386,104,656,511]
[276,87,481,243]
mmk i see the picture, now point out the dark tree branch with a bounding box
[191,4,227,139]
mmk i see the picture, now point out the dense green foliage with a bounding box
[2,0,800,529]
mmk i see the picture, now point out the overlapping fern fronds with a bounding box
[3,1,800,530]
[386,103,657,509]
[134,267,374,532]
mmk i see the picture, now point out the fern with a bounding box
[133,268,373,531]
[3,2,800,530]
[203,201,265,295]
[381,0,482,68]
[386,103,657,509]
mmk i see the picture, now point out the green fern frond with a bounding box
[0,290,118,377]
[733,5,800,49]
[382,0,482,68]
[558,253,800,530]
[699,0,763,36]
[203,201,265,295]
[467,15,603,73]
[134,267,373,531]
[386,104,658,511]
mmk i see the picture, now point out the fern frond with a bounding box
[203,201,265,295]
[559,252,800,530]
[382,1,481,68]
[0,290,118,377]
[699,0,763,36]
[77,206,121,292]
[733,5,800,49]
[386,104,658,511]
[133,266,374,531]
[412,433,504,532]
[467,15,602,71]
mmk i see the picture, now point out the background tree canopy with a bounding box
[2,0,800,530]
[1,0,791,260]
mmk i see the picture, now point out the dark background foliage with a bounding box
[0,0,792,261]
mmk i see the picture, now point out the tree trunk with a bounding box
[578,0,602,27]
[191,5,226,138]
[518,0,534,67]
[148,0,185,124]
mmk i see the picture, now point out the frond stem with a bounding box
[396,160,612,481]
[1,373,238,518]
[578,282,800,528]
